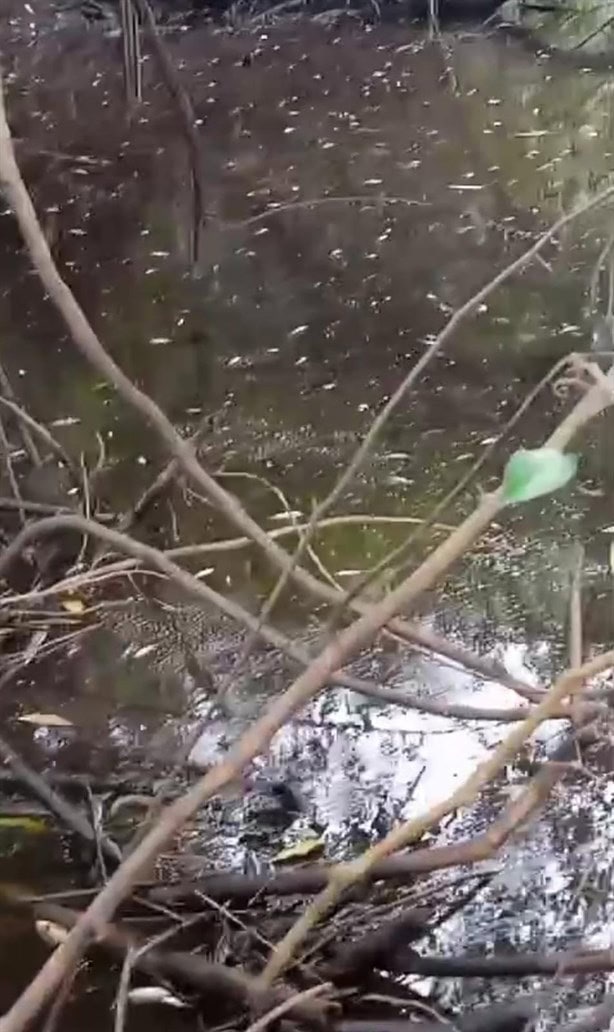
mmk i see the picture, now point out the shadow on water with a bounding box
[3,0,614,1023]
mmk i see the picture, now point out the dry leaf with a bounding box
[36,920,68,947]
[17,713,73,728]
[273,836,324,864]
[61,597,85,615]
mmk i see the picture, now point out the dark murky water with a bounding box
[3,0,614,1025]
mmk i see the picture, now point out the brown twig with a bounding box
[120,0,142,105]
[0,497,78,516]
[113,946,137,1032]
[167,513,457,553]
[128,0,205,261]
[244,984,334,1032]
[0,363,41,468]
[117,413,214,534]
[216,195,430,228]
[0,414,25,525]
[0,397,77,480]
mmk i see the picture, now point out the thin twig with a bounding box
[120,0,142,105]
[569,543,583,670]
[0,397,77,479]
[113,946,136,1032]
[0,362,41,467]
[573,12,614,50]
[215,194,430,228]
[117,412,213,534]
[168,513,457,555]
[0,497,78,516]
[39,969,78,1032]
[129,0,204,261]
[0,413,25,525]
[244,984,333,1032]
[589,226,614,308]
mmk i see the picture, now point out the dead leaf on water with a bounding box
[273,836,324,864]
[17,713,74,728]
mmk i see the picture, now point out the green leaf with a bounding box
[502,448,578,505]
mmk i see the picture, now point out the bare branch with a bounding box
[0,413,25,525]
[244,984,334,1032]
[0,397,77,480]
[0,362,41,467]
